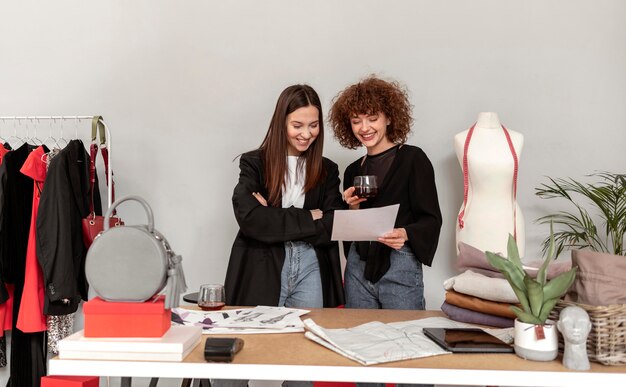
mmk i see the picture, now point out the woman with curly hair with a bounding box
[329,76,442,312]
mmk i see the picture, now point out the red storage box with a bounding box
[41,375,99,387]
[83,296,171,338]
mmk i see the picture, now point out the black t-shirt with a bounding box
[362,144,399,187]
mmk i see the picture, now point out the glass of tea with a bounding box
[198,284,225,311]
[353,175,378,198]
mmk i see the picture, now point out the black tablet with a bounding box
[423,328,514,353]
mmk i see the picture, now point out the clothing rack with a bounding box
[0,115,113,208]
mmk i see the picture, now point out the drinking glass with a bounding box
[198,284,225,311]
[353,175,378,198]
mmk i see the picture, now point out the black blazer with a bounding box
[225,149,345,307]
[36,140,102,315]
[344,144,442,282]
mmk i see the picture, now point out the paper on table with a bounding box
[331,204,399,241]
[171,306,310,334]
[303,318,449,365]
[303,316,514,366]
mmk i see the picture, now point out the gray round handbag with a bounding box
[85,195,187,308]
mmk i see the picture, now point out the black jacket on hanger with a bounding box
[225,150,345,307]
[36,139,102,315]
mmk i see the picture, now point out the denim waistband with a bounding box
[285,241,312,248]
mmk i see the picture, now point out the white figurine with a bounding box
[557,306,592,370]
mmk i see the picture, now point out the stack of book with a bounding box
[58,325,202,362]
[58,296,202,361]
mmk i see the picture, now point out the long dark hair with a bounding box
[259,84,326,207]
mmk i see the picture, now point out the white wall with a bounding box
[1,1,625,385]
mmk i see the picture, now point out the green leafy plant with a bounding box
[486,227,577,325]
[535,172,626,257]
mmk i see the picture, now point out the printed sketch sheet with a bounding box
[172,306,310,334]
[304,317,514,365]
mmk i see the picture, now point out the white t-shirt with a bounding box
[282,156,305,209]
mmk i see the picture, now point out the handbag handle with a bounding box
[87,116,103,215]
[91,116,106,145]
[89,116,117,214]
[104,195,154,233]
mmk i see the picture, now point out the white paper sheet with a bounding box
[171,306,310,334]
[331,204,400,241]
[303,316,514,366]
[303,318,449,365]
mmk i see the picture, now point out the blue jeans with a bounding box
[278,241,323,308]
[345,243,431,387]
[212,242,320,387]
[345,243,425,310]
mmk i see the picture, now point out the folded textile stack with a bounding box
[442,242,573,328]
[443,270,517,327]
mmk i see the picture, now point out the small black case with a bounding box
[204,337,244,362]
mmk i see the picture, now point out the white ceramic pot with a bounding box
[514,319,558,361]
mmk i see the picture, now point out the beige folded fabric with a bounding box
[456,242,572,280]
[443,270,519,303]
[566,249,626,306]
[445,290,518,319]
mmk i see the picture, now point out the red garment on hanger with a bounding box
[0,144,8,164]
[0,281,14,337]
[17,146,48,332]
[0,284,14,332]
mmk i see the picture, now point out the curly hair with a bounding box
[329,76,413,149]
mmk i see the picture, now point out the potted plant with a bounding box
[486,227,577,361]
[535,172,626,365]
[535,172,626,257]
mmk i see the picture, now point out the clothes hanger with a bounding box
[56,117,68,147]
[7,117,24,148]
[74,116,80,141]
[23,119,31,143]
[21,119,34,144]
[43,117,62,150]
[0,118,7,143]
[29,118,44,146]
[41,118,64,166]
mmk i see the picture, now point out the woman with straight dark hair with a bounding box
[224,84,345,310]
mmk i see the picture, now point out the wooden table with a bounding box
[49,308,626,386]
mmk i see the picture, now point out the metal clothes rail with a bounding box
[0,115,113,208]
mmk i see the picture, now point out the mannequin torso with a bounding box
[454,112,525,256]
